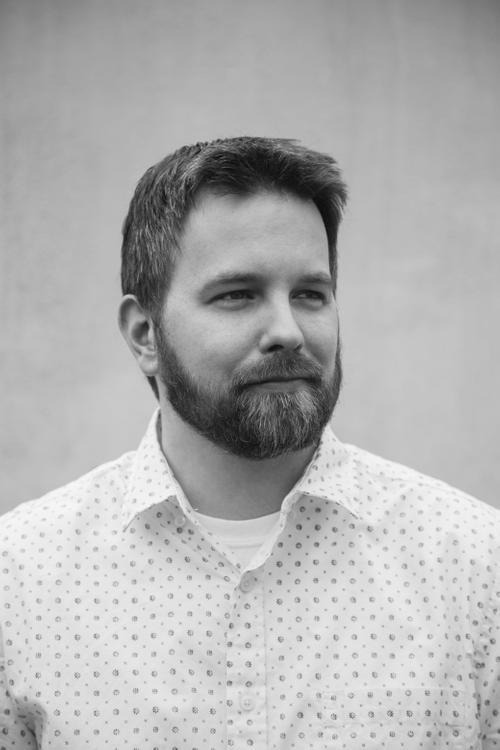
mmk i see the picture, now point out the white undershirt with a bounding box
[193,510,281,567]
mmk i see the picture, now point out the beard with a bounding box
[155,327,342,460]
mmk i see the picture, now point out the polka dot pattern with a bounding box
[1,410,499,749]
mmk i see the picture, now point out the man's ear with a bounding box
[118,295,159,378]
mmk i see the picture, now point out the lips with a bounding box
[246,375,312,385]
[234,353,323,391]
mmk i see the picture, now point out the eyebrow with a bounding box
[201,271,333,294]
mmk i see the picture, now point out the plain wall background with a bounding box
[1,0,499,514]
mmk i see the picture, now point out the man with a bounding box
[1,137,499,749]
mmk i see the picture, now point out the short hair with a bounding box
[120,136,348,396]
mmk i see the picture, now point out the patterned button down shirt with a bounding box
[1,411,499,749]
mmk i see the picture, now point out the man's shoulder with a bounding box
[0,450,136,541]
[342,437,500,529]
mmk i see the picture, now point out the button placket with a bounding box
[239,574,255,593]
[239,693,255,712]
[226,574,267,748]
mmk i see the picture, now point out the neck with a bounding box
[158,400,318,520]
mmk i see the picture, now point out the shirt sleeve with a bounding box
[476,557,500,748]
[0,625,37,750]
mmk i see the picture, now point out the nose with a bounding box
[258,299,305,353]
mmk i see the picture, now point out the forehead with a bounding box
[172,189,330,286]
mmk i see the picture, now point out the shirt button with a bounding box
[239,575,255,593]
[240,694,255,712]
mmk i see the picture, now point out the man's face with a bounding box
[155,189,342,459]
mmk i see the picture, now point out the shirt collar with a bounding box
[288,423,361,519]
[121,410,361,530]
[121,410,181,530]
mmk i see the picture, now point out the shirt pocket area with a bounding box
[322,687,465,749]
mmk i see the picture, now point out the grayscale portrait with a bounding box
[1,2,499,748]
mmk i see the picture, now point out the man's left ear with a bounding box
[118,295,158,377]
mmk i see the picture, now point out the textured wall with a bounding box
[1,0,499,513]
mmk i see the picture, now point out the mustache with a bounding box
[232,352,323,390]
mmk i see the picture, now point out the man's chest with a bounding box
[9,532,480,750]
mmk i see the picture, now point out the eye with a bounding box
[294,290,327,305]
[212,290,255,307]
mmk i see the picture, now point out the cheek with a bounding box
[305,316,339,361]
[177,325,249,378]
